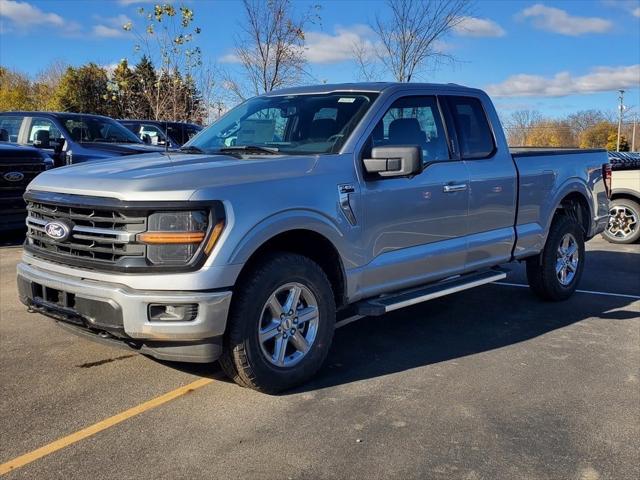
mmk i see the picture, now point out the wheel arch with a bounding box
[233,227,348,309]
[554,191,591,237]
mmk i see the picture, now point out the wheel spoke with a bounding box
[566,243,578,258]
[267,294,284,317]
[259,321,280,343]
[555,258,564,274]
[296,305,318,325]
[273,334,289,366]
[283,286,302,314]
[289,331,310,354]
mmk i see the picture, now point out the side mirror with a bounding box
[363,146,422,177]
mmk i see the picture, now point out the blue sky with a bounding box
[1,0,639,118]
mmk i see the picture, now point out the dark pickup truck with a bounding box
[0,112,163,167]
[0,143,52,231]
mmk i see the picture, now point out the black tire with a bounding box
[526,215,585,301]
[602,198,640,244]
[219,253,335,393]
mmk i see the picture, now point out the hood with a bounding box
[78,142,166,157]
[27,152,318,201]
[0,143,47,163]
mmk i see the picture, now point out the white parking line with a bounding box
[496,282,640,300]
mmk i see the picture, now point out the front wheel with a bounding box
[603,198,640,244]
[526,215,585,301]
[219,253,335,393]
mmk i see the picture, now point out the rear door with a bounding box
[357,94,470,298]
[443,95,517,270]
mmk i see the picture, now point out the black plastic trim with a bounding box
[511,148,606,158]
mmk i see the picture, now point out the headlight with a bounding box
[137,210,224,265]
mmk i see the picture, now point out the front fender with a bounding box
[227,209,355,267]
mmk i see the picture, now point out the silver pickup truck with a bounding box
[17,83,610,392]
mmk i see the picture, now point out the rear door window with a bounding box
[0,116,24,143]
[446,96,495,159]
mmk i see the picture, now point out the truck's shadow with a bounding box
[295,282,637,393]
[1,229,26,247]
[152,249,640,391]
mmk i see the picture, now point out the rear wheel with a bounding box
[526,215,585,301]
[603,198,640,244]
[219,253,335,393]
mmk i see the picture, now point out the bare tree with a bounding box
[227,0,318,100]
[503,109,543,146]
[371,0,470,82]
[352,38,380,82]
[125,3,205,121]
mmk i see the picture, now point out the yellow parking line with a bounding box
[0,378,213,476]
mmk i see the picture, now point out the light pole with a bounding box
[617,89,625,152]
[633,113,637,152]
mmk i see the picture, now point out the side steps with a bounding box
[355,268,508,316]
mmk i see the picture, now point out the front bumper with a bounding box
[17,262,232,363]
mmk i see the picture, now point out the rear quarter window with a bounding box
[447,96,495,159]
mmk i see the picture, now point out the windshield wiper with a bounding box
[179,145,206,154]
[219,145,279,155]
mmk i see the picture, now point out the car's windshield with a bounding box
[185,92,378,155]
[60,115,142,144]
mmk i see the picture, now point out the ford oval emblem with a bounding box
[3,171,24,182]
[44,220,73,242]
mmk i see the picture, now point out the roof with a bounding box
[0,111,113,120]
[264,82,479,97]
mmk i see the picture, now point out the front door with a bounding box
[357,95,470,298]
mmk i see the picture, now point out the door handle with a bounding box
[443,183,468,193]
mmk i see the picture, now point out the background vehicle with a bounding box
[0,112,164,167]
[17,83,609,393]
[119,120,202,148]
[603,151,640,244]
[0,143,52,231]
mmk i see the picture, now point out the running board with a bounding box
[355,269,508,316]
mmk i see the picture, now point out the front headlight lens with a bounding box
[139,210,209,265]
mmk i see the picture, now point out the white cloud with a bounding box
[486,65,640,98]
[520,3,612,36]
[0,0,64,28]
[304,25,377,64]
[453,16,505,37]
[219,52,241,64]
[633,7,640,17]
[92,14,132,38]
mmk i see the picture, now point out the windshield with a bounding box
[60,115,143,144]
[185,92,378,155]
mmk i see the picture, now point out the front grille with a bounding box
[0,162,47,212]
[26,199,147,267]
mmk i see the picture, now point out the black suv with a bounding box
[0,112,164,167]
[119,120,202,148]
[0,143,53,231]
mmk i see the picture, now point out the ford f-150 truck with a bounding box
[17,83,610,393]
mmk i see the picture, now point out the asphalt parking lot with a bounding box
[0,233,638,480]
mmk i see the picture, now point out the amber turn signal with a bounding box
[204,220,225,254]
[138,231,206,244]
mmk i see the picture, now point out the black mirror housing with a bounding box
[364,146,422,177]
